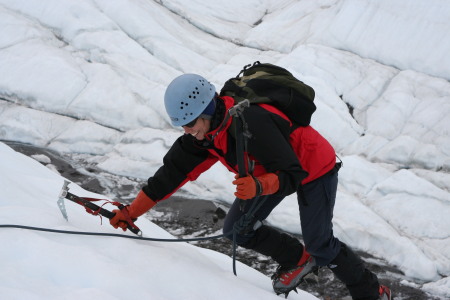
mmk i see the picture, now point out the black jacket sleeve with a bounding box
[143,133,218,202]
[243,105,308,196]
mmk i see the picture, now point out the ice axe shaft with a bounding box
[57,180,142,236]
[65,192,115,218]
[229,100,252,211]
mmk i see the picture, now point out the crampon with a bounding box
[272,250,319,298]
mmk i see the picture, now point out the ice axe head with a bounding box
[228,99,250,117]
[57,180,70,221]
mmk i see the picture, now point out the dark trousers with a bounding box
[223,171,341,265]
[223,193,304,266]
[223,170,380,299]
[299,170,340,266]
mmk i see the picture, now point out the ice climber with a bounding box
[109,72,391,300]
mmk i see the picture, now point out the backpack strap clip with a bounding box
[236,61,261,78]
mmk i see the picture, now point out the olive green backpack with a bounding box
[220,61,316,126]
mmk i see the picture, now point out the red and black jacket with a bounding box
[143,96,336,202]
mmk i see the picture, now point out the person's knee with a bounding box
[222,219,233,236]
[222,218,259,245]
[223,229,255,245]
[222,209,238,238]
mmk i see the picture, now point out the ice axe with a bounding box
[228,99,254,211]
[57,180,142,236]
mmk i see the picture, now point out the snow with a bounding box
[0,142,317,300]
[0,0,449,298]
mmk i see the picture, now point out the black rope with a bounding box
[0,224,230,242]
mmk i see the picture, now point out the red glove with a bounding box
[110,190,156,231]
[232,173,279,200]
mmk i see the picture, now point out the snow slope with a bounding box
[0,0,449,298]
[0,142,318,300]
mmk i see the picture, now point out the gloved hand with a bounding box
[110,190,156,231]
[232,173,279,200]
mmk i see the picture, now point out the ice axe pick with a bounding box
[56,180,142,236]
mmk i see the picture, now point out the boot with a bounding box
[272,249,318,296]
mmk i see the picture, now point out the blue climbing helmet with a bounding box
[164,74,216,126]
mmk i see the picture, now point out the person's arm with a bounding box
[110,134,218,230]
[143,133,218,201]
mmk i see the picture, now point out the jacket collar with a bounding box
[206,96,235,142]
